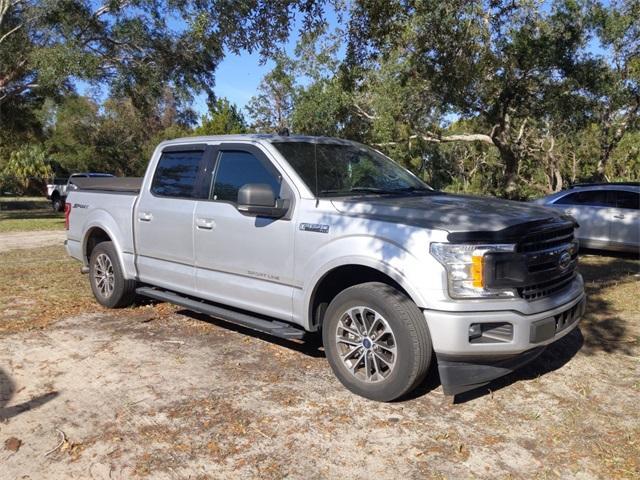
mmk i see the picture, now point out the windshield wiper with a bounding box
[390,186,434,194]
[319,186,434,196]
[320,187,396,195]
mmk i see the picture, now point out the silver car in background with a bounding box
[533,183,639,253]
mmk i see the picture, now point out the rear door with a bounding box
[608,190,640,248]
[134,144,213,295]
[193,143,297,321]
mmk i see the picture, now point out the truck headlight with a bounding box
[430,243,517,299]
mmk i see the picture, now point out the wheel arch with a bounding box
[306,258,425,331]
[81,222,131,279]
[84,226,112,264]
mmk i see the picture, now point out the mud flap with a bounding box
[437,346,546,396]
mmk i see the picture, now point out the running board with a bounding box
[135,287,305,340]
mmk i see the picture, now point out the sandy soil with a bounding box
[1,300,638,479]
[0,230,66,253]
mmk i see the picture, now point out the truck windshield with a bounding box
[272,141,432,197]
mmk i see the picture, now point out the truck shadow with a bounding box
[450,328,584,404]
[174,252,636,403]
[178,310,326,358]
[0,368,59,421]
[449,253,638,403]
[577,254,637,356]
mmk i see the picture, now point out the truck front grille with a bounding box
[519,271,576,300]
[516,223,578,301]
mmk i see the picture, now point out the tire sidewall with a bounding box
[322,285,426,401]
[89,242,125,308]
[52,197,63,212]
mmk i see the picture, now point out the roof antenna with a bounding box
[277,127,290,136]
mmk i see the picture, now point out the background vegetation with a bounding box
[1,0,638,199]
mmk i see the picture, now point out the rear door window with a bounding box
[555,190,614,207]
[151,150,205,198]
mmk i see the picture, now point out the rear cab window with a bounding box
[151,150,206,198]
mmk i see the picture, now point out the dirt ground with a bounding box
[0,232,639,479]
[0,230,66,252]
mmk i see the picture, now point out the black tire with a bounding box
[89,241,137,308]
[322,282,432,402]
[52,195,64,212]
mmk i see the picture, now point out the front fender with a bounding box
[297,234,445,329]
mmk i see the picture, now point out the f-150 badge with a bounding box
[299,223,330,234]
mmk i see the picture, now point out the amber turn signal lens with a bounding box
[471,254,483,288]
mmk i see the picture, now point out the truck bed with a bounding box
[70,177,142,194]
[66,187,139,279]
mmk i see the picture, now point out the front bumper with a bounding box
[424,291,586,395]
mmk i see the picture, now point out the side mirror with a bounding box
[237,183,288,218]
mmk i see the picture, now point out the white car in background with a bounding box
[47,173,114,211]
[533,183,639,253]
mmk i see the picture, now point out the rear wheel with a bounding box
[52,195,64,212]
[89,241,137,308]
[322,282,432,401]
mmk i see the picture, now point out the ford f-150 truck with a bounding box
[65,135,585,401]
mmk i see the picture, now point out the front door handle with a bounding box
[613,214,625,219]
[195,217,215,230]
[138,212,153,222]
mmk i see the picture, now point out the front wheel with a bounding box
[322,282,432,401]
[89,241,137,308]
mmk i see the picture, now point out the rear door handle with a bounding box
[195,217,215,230]
[138,212,153,222]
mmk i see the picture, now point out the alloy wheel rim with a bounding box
[335,306,397,383]
[94,253,115,298]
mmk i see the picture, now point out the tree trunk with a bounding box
[496,145,518,197]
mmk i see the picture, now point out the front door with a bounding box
[555,190,611,247]
[608,190,640,248]
[193,144,297,321]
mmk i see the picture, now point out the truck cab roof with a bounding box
[158,134,361,147]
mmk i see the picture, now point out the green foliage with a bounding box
[45,96,100,173]
[195,98,247,136]
[1,144,52,195]
[246,55,296,133]
[0,0,327,110]
[2,0,638,200]
[292,78,350,136]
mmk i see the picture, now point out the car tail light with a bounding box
[64,202,71,230]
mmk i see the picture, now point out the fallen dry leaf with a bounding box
[5,437,22,452]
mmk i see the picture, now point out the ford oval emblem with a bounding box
[558,251,572,270]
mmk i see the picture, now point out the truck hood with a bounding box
[330,192,570,239]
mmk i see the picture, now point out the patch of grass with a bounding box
[0,195,63,232]
[0,208,64,232]
[0,196,47,202]
[0,245,94,334]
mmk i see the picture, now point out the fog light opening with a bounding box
[468,323,482,340]
[469,322,514,344]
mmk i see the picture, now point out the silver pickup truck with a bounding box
[65,135,585,401]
